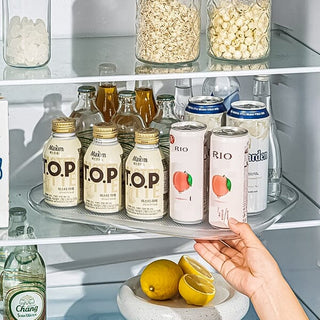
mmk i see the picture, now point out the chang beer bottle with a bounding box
[3,227,46,320]
[0,207,27,307]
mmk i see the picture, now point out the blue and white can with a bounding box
[227,101,270,213]
[184,96,226,131]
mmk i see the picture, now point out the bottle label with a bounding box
[125,148,168,219]
[43,136,81,207]
[5,285,45,320]
[84,142,123,213]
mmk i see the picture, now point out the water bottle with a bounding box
[174,78,193,120]
[253,75,282,202]
[202,76,240,111]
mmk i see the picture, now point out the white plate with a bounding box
[117,275,249,320]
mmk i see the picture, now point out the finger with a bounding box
[228,218,263,249]
[223,238,246,253]
[194,241,232,273]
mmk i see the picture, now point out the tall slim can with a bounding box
[169,121,208,224]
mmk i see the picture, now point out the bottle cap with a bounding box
[98,63,117,75]
[93,122,118,139]
[156,94,174,102]
[9,207,27,223]
[78,85,96,93]
[119,90,136,98]
[135,128,159,145]
[52,117,76,133]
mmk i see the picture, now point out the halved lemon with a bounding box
[178,255,214,282]
[179,274,216,306]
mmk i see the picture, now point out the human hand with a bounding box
[194,218,282,299]
[194,218,308,320]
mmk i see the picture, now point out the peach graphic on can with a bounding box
[212,175,231,197]
[173,171,192,193]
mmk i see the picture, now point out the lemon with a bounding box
[140,259,184,300]
[178,255,214,282]
[179,274,216,306]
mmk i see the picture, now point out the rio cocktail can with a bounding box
[209,127,249,228]
[184,96,226,131]
[169,121,208,224]
[227,101,270,213]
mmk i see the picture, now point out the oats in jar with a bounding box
[207,0,271,61]
[136,0,201,64]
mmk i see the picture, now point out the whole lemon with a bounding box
[140,259,183,300]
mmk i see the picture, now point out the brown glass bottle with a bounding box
[96,63,119,122]
[135,81,157,126]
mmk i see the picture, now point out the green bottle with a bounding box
[2,227,46,320]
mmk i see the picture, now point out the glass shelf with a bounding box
[1,29,320,86]
[28,183,299,240]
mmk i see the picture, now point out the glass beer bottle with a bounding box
[96,63,119,122]
[135,80,157,126]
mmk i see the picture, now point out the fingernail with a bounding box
[228,217,238,225]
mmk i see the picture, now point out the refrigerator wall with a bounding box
[2,0,320,318]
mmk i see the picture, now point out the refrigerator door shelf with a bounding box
[28,183,298,240]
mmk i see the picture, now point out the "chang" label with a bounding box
[5,286,45,320]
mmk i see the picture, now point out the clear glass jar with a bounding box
[2,0,51,68]
[207,0,271,61]
[136,0,201,65]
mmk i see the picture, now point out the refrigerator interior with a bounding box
[1,0,320,318]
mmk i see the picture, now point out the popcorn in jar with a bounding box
[136,0,201,65]
[207,0,271,61]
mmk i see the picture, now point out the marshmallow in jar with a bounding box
[136,0,201,65]
[3,0,51,68]
[207,0,271,61]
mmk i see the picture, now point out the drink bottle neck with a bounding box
[76,92,99,112]
[253,78,272,112]
[118,97,138,114]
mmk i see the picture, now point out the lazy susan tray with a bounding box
[28,183,298,240]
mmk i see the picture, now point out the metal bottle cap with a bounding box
[119,90,136,98]
[9,207,27,222]
[156,94,174,102]
[52,117,76,133]
[135,128,159,145]
[78,85,96,93]
[93,122,118,139]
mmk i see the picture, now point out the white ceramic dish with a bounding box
[117,274,249,320]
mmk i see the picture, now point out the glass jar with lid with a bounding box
[2,0,51,68]
[136,0,201,65]
[207,0,271,61]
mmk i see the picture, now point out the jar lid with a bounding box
[98,63,117,75]
[52,117,76,133]
[78,85,96,93]
[135,128,159,145]
[93,122,118,139]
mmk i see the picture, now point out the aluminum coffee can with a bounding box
[209,127,249,228]
[184,96,226,131]
[227,101,270,213]
[169,121,209,224]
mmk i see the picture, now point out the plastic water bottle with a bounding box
[174,78,193,120]
[253,75,282,203]
[202,76,240,111]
